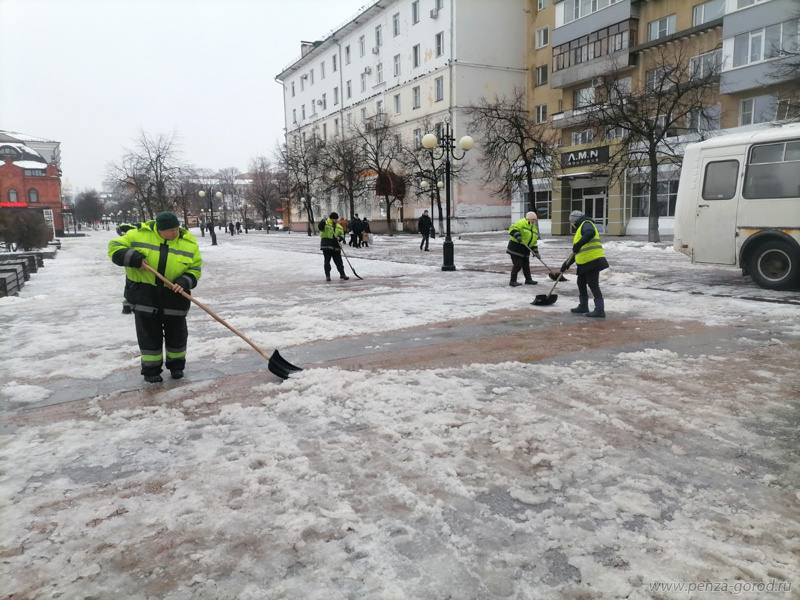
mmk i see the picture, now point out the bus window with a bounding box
[702,160,739,200]
[744,139,800,199]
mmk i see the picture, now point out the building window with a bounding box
[310,97,316,115]
[301,104,306,119]
[332,54,338,72]
[648,15,676,41]
[777,99,800,121]
[334,87,339,105]
[361,107,367,121]
[300,77,305,91]
[360,72,367,92]
[346,80,352,98]
[645,67,675,91]
[347,112,352,127]
[435,31,444,56]
[559,0,624,27]
[375,25,383,49]
[376,100,383,115]
[552,20,634,73]
[359,35,366,57]
[692,0,724,26]
[414,128,422,148]
[28,188,39,203]
[538,0,546,9]
[413,44,421,68]
[413,85,421,109]
[733,20,800,68]
[573,86,595,107]
[321,93,327,110]
[536,27,549,48]
[377,62,384,84]
[744,140,800,199]
[435,76,444,101]
[323,123,327,140]
[740,95,777,125]
[412,0,419,24]
[606,126,627,140]
[291,81,295,97]
[393,12,400,36]
[435,121,444,140]
[292,109,297,123]
[310,68,315,84]
[702,161,738,200]
[535,104,548,123]
[535,65,548,86]
[345,45,351,64]
[435,0,443,9]
[737,0,769,8]
[628,178,680,216]
[394,93,401,114]
[527,190,552,219]
[393,53,401,76]
[571,129,594,145]
[321,62,326,79]
[8,189,18,202]
[687,105,721,131]
[689,49,721,78]
[334,118,339,134]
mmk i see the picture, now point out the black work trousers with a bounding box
[510,254,532,283]
[323,248,346,278]
[577,269,603,300]
[134,312,188,376]
[420,232,430,250]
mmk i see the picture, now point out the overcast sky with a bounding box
[0,0,368,193]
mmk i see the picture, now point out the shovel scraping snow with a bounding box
[531,253,573,306]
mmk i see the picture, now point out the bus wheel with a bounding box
[748,239,800,290]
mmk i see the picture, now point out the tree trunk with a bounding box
[435,189,444,233]
[385,194,393,236]
[399,200,404,224]
[648,148,661,243]
[525,161,535,213]
[305,202,315,236]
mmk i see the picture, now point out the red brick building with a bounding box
[0,131,64,237]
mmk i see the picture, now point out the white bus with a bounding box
[673,122,800,290]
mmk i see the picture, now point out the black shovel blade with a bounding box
[531,293,558,306]
[268,349,303,380]
[547,273,568,282]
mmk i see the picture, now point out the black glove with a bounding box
[532,247,540,259]
[128,251,146,268]
[572,244,580,254]
[560,260,571,273]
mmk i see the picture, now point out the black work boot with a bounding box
[524,279,537,285]
[509,280,521,287]
[571,295,589,314]
[340,274,349,280]
[170,370,184,380]
[325,274,332,282]
[144,374,163,383]
[585,297,605,318]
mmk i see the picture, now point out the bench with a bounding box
[0,258,32,279]
[0,264,25,295]
[0,254,38,274]
[0,271,20,297]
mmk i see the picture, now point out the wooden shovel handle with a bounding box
[141,262,271,362]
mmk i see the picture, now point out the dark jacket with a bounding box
[572,217,609,274]
[418,214,433,234]
[362,219,371,233]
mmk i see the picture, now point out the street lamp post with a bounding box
[198,190,222,245]
[422,120,474,271]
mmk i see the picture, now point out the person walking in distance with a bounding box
[361,217,371,247]
[318,211,349,282]
[108,212,202,383]
[561,210,609,318]
[418,209,433,251]
[506,211,540,287]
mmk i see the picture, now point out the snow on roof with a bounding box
[693,122,800,150]
[13,160,48,169]
[0,130,58,143]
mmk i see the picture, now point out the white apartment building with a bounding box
[275,0,526,233]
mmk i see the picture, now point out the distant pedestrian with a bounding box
[561,210,608,318]
[506,211,539,287]
[228,222,235,236]
[199,222,205,237]
[361,217,371,247]
[350,213,362,247]
[418,209,433,251]
[318,211,349,282]
[107,212,202,383]
[235,221,242,234]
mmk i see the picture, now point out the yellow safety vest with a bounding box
[573,220,605,265]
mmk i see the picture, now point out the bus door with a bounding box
[693,158,740,265]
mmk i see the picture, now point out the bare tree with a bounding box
[247,157,282,231]
[467,88,557,211]
[277,134,323,236]
[351,115,402,234]
[583,45,721,242]
[173,167,199,227]
[319,135,369,221]
[218,167,242,227]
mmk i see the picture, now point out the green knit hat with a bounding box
[155,211,180,231]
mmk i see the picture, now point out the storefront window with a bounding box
[628,179,679,217]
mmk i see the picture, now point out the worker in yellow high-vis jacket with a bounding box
[108,212,202,383]
[561,210,609,318]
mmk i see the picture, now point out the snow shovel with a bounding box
[339,245,364,280]
[534,254,568,282]
[142,262,302,379]
[531,253,573,306]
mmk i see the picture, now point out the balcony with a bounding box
[551,106,593,129]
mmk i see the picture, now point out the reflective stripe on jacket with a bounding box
[507,218,539,257]
[573,220,605,265]
[320,218,344,250]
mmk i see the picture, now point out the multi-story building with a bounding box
[524,0,798,236]
[276,0,527,233]
[0,131,64,238]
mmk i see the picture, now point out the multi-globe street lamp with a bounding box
[198,189,222,246]
[421,120,474,271]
